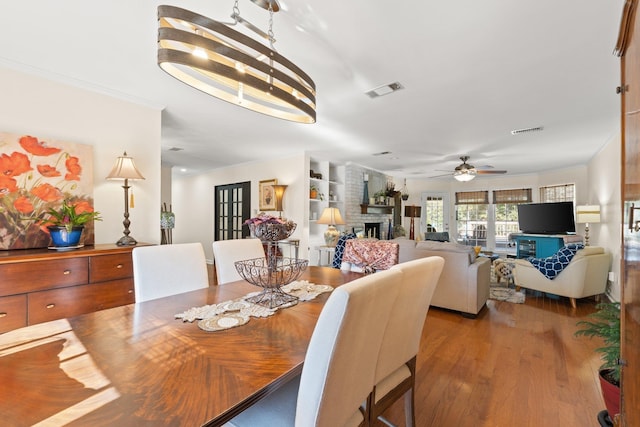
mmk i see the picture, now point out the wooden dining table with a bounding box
[0,266,363,427]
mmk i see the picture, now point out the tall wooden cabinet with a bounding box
[0,244,137,333]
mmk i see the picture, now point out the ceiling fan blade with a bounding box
[428,173,453,178]
[476,170,507,175]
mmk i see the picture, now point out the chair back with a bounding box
[376,257,444,381]
[212,238,266,284]
[295,268,402,427]
[132,243,209,302]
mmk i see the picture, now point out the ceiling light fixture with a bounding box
[453,169,476,182]
[157,2,316,123]
[366,82,404,98]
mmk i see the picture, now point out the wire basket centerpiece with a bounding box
[239,214,308,309]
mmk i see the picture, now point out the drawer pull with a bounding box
[63,270,71,275]
[128,289,133,294]
[46,304,56,309]
[0,312,7,318]
[116,264,123,269]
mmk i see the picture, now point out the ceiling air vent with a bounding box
[168,147,184,151]
[511,126,544,135]
[366,82,404,98]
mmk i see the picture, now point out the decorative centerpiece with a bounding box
[237,214,308,308]
[44,200,102,248]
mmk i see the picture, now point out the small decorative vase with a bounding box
[48,225,84,247]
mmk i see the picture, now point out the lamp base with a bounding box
[116,235,138,246]
[324,225,340,247]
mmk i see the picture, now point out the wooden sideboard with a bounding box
[0,244,139,333]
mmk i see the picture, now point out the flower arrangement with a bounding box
[44,199,102,232]
[0,133,95,249]
[244,213,296,241]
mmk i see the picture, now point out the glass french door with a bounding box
[420,192,450,237]
[215,182,251,241]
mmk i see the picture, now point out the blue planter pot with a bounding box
[48,226,84,247]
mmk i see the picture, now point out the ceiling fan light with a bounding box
[453,169,476,182]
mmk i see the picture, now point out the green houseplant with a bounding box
[44,200,102,247]
[574,302,621,417]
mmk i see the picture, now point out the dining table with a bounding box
[0,266,364,427]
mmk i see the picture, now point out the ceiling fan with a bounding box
[432,156,507,181]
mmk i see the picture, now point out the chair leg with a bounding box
[404,388,415,427]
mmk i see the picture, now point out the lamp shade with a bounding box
[272,185,288,212]
[317,207,345,225]
[576,205,601,224]
[404,205,422,218]
[106,152,145,181]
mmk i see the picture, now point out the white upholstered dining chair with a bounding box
[226,268,403,427]
[132,242,209,302]
[370,257,445,426]
[212,238,266,284]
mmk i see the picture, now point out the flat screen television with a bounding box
[517,202,576,234]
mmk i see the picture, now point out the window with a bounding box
[493,189,532,251]
[424,195,446,233]
[455,191,489,247]
[540,184,575,203]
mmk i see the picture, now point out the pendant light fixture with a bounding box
[157,1,316,123]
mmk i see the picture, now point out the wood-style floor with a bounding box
[377,292,605,427]
[208,266,605,426]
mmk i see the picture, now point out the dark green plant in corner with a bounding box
[575,302,621,385]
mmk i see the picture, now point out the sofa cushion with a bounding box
[415,240,477,263]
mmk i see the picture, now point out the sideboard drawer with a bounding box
[0,294,27,333]
[95,279,136,309]
[90,253,133,283]
[27,285,97,325]
[0,258,89,296]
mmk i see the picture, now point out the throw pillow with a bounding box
[527,243,585,279]
[332,233,356,268]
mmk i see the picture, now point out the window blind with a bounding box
[455,191,489,204]
[492,188,532,204]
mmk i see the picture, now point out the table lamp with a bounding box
[404,205,422,240]
[106,151,145,246]
[317,207,345,247]
[576,205,601,246]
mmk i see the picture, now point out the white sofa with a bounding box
[394,238,491,317]
[512,246,611,308]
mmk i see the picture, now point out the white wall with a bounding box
[587,133,622,300]
[0,66,162,245]
[171,153,306,262]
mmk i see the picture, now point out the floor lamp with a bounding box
[405,205,421,240]
[576,205,601,246]
[106,152,145,246]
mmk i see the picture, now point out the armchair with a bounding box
[512,246,611,308]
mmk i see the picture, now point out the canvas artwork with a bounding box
[0,133,95,249]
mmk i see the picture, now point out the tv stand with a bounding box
[511,234,583,259]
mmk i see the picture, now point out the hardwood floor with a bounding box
[376,292,606,427]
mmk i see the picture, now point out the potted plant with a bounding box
[574,302,621,418]
[44,199,102,247]
[310,185,319,199]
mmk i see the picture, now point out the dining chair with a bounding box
[369,257,445,427]
[132,242,209,302]
[226,268,403,427]
[212,238,266,284]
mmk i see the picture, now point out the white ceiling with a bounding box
[0,0,624,179]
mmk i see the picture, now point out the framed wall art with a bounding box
[0,132,95,249]
[259,179,277,211]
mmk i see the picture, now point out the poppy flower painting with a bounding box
[0,133,94,249]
